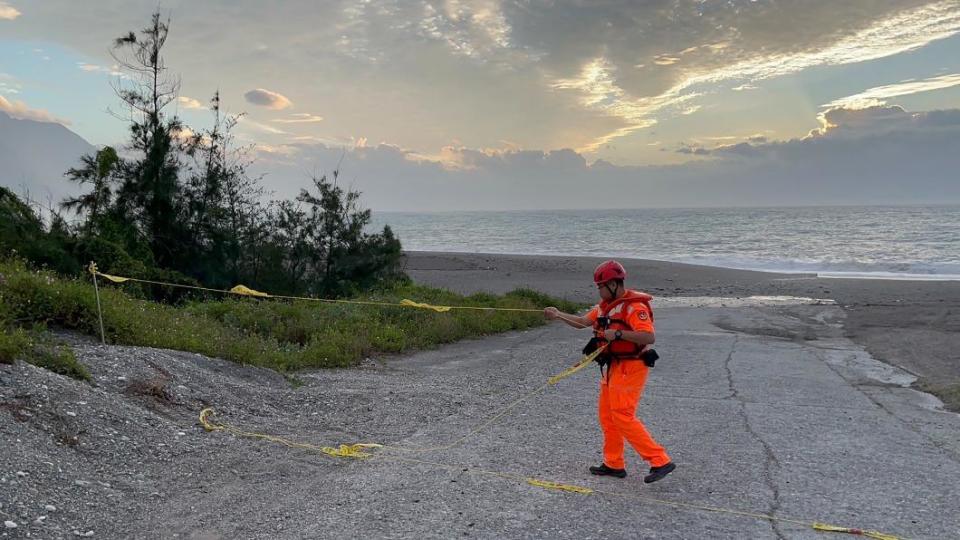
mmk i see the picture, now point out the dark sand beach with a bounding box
[403,251,960,410]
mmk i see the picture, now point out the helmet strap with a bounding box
[604,281,617,299]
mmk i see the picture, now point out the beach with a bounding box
[403,251,960,410]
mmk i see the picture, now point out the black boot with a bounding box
[589,463,627,478]
[643,462,676,483]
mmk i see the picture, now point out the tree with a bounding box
[110,11,186,270]
[1,187,80,274]
[62,146,119,232]
[181,92,264,286]
[269,199,313,294]
[296,170,403,296]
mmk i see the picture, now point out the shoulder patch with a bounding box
[637,311,648,320]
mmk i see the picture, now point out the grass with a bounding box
[0,324,90,381]
[0,257,584,373]
[916,378,960,413]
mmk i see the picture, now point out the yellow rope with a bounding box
[548,345,606,385]
[199,408,382,458]
[97,261,902,538]
[526,479,594,494]
[813,523,902,540]
[198,409,902,539]
[87,262,544,313]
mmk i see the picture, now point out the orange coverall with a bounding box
[587,297,671,469]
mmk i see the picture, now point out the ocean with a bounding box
[370,205,960,280]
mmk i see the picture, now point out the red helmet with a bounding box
[594,260,626,285]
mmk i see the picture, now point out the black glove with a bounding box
[582,336,606,356]
[641,348,659,368]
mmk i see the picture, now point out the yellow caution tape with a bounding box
[399,299,452,312]
[230,285,271,298]
[320,443,384,459]
[547,345,607,385]
[99,273,130,283]
[813,522,901,540]
[200,408,381,459]
[86,261,545,313]
[526,479,594,494]
[199,407,903,539]
[88,262,129,283]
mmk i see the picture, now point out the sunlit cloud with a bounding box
[823,73,960,109]
[244,88,293,110]
[272,113,324,124]
[418,0,517,61]
[551,56,704,152]
[553,1,960,154]
[238,116,288,135]
[681,1,960,91]
[653,55,680,66]
[805,104,945,139]
[177,96,206,110]
[0,2,20,20]
[76,62,124,77]
[0,95,68,124]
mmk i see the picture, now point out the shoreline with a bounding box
[401,248,960,282]
[402,250,960,411]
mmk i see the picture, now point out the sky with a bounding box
[1,0,959,210]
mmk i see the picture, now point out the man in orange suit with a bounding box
[544,260,676,483]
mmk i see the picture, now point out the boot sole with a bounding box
[643,462,676,483]
[589,468,627,478]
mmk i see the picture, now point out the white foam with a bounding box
[817,271,960,281]
[655,295,835,308]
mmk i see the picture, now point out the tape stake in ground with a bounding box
[88,262,129,283]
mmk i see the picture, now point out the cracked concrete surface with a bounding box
[3,304,958,539]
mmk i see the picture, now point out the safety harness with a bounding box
[582,290,659,379]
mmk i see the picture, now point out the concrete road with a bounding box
[155,304,960,539]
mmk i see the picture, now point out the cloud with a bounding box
[549,57,664,152]
[0,95,68,124]
[240,101,960,211]
[5,1,960,165]
[534,1,960,152]
[76,62,124,77]
[0,2,20,20]
[823,73,960,109]
[807,104,925,138]
[177,96,206,110]
[272,113,323,124]
[675,143,710,155]
[0,73,19,95]
[710,104,960,156]
[417,0,518,62]
[237,116,288,135]
[243,88,292,110]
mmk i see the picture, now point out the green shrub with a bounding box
[0,257,586,372]
[0,327,30,364]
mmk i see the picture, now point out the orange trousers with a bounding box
[598,360,671,469]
